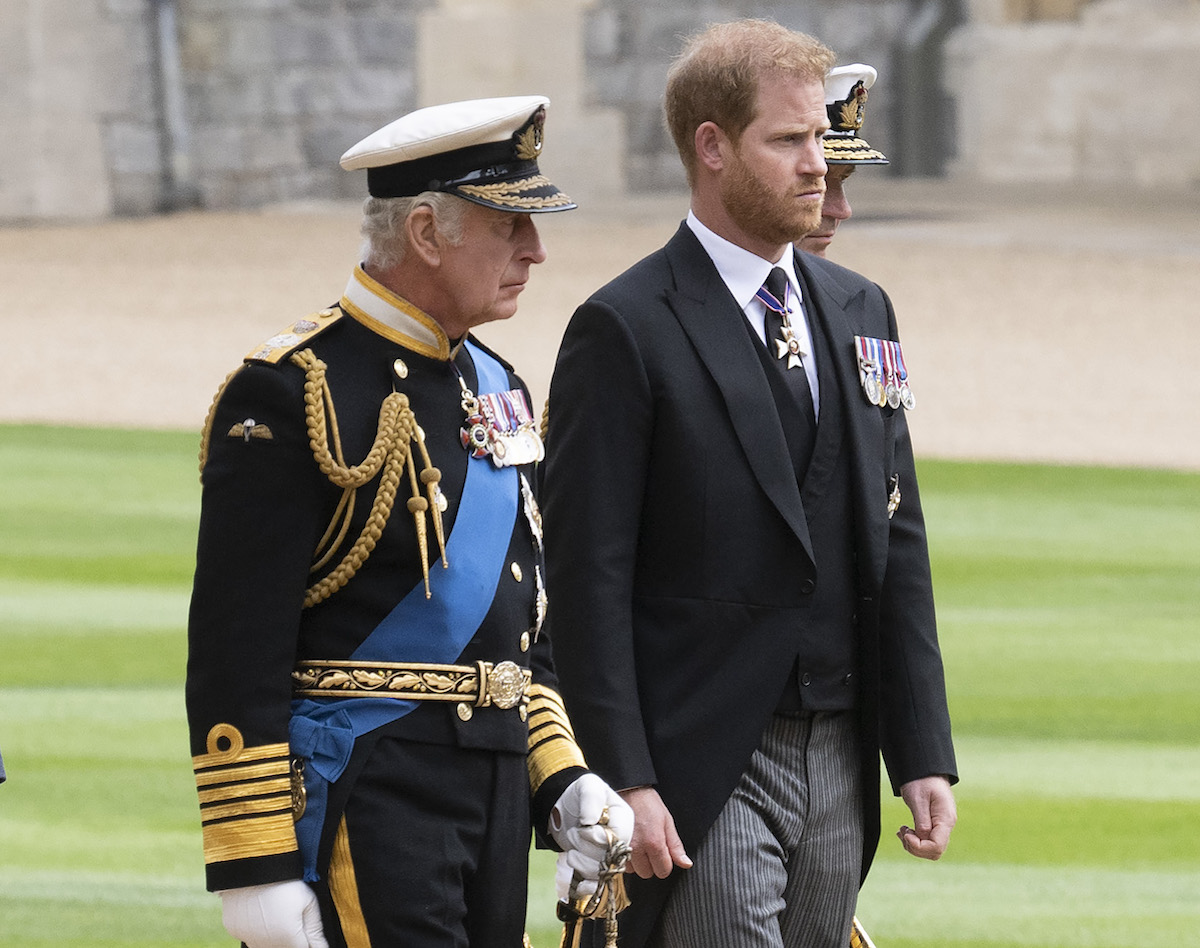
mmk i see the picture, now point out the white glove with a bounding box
[218,880,329,948]
[555,850,598,902]
[549,773,635,885]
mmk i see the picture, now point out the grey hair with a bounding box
[358,192,470,271]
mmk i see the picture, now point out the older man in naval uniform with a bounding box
[186,96,631,948]
[799,63,891,258]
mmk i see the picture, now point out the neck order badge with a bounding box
[757,267,807,371]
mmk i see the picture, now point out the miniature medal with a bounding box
[457,379,545,467]
[857,336,915,410]
[855,336,884,406]
[863,364,882,406]
[479,389,544,467]
[882,341,901,409]
[894,343,916,410]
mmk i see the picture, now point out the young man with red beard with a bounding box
[543,20,957,948]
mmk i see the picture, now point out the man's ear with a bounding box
[405,204,442,267]
[694,121,729,173]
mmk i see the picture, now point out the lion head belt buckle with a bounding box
[482,660,528,709]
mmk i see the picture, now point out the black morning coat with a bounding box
[542,224,958,948]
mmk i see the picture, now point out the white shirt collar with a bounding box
[686,210,801,310]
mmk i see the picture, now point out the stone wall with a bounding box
[946,0,1200,187]
[3,0,1198,221]
[0,0,432,219]
[170,0,431,210]
[0,0,956,219]
[581,0,929,191]
[0,0,150,219]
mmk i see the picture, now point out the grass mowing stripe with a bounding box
[856,861,1200,947]
[950,736,1200,801]
[937,796,1200,868]
[922,461,1200,748]
[0,424,199,587]
[4,429,1199,947]
[0,869,213,908]
[0,579,189,631]
[5,630,187,686]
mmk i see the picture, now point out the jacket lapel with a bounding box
[664,226,812,558]
[795,250,889,588]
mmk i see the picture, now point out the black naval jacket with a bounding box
[543,225,958,948]
[187,266,585,892]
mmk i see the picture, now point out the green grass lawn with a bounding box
[1,424,1197,947]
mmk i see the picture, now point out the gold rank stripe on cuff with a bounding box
[192,725,298,865]
[526,684,587,794]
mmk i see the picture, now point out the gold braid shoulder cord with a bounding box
[196,350,448,604]
[290,348,446,605]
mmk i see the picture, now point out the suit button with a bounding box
[801,672,812,687]
[800,579,816,594]
[843,673,853,686]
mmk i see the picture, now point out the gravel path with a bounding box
[5,178,1199,471]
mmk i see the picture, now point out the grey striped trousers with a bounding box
[654,711,863,948]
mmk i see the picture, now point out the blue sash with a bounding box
[289,341,517,879]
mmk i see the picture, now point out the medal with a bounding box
[774,326,805,370]
[881,341,901,409]
[461,401,492,459]
[520,473,544,552]
[533,564,547,642]
[863,368,882,406]
[894,342,916,410]
[518,473,548,642]
[456,375,545,467]
[479,390,544,467]
[887,474,901,519]
[855,336,884,406]
[757,276,806,370]
[857,336,915,410]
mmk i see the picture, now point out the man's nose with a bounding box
[801,139,828,178]
[517,216,548,264]
[824,178,852,222]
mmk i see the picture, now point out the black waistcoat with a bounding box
[745,278,859,711]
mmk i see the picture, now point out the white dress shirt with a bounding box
[686,210,819,416]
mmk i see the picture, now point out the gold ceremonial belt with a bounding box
[291,659,532,710]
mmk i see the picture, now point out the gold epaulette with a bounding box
[526,684,587,794]
[192,724,299,866]
[245,307,344,364]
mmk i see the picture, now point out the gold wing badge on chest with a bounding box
[854,335,915,410]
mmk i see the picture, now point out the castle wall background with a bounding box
[1,0,1197,222]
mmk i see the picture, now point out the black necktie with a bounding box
[761,268,818,442]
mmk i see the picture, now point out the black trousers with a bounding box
[314,736,531,948]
